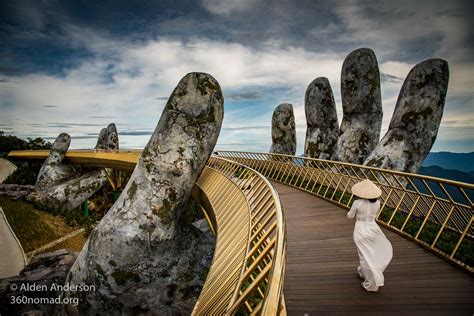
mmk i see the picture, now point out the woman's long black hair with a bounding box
[368,198,378,203]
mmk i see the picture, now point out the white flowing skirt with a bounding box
[353,221,393,291]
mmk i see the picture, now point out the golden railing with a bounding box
[216,151,474,273]
[8,150,287,314]
[192,157,286,315]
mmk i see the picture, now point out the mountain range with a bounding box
[422,152,474,173]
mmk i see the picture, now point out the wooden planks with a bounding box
[273,182,474,316]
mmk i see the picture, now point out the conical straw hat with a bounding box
[351,179,382,199]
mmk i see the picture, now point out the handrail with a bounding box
[8,150,287,314]
[216,151,474,273]
[193,157,286,315]
[8,149,140,171]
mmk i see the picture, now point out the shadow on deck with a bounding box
[273,182,474,315]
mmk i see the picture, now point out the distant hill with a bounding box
[423,152,474,173]
[418,166,474,184]
[415,166,474,203]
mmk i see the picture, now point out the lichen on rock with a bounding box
[0,249,78,316]
[270,103,296,156]
[364,59,449,173]
[65,72,223,315]
[304,77,339,160]
[95,123,119,151]
[28,125,119,212]
[335,48,383,164]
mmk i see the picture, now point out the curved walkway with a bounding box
[273,182,474,315]
[0,207,27,278]
[0,158,17,183]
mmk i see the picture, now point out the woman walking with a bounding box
[347,179,393,292]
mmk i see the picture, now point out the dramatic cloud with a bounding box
[0,0,472,152]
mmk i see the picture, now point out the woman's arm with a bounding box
[347,200,359,219]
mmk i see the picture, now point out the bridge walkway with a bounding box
[273,182,474,315]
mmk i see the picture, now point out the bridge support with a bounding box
[81,201,89,217]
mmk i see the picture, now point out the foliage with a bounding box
[379,207,473,267]
[0,134,51,157]
[4,166,38,185]
[0,196,61,252]
[1,134,52,184]
[258,166,473,268]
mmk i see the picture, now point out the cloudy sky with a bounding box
[0,0,473,153]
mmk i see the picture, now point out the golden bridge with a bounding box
[8,150,474,315]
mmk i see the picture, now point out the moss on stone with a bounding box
[145,162,152,173]
[95,263,106,278]
[358,132,370,152]
[306,142,318,157]
[166,283,178,297]
[366,156,385,168]
[386,132,404,144]
[168,188,177,202]
[196,75,220,96]
[127,181,138,199]
[401,107,434,127]
[194,105,215,125]
[179,286,196,300]
[111,270,140,286]
[153,198,172,225]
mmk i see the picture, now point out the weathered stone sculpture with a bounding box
[95,123,119,150]
[35,133,76,189]
[65,72,223,314]
[270,103,296,156]
[304,77,339,160]
[335,48,383,164]
[364,59,449,173]
[27,125,119,212]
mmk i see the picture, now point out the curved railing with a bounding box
[193,157,286,315]
[8,150,287,314]
[8,149,141,171]
[217,151,474,273]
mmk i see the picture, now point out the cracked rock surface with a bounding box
[65,72,223,315]
[27,126,118,212]
[270,103,296,156]
[0,250,78,316]
[304,77,339,160]
[95,123,119,150]
[364,59,449,173]
[335,48,383,164]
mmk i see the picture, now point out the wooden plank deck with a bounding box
[272,182,474,316]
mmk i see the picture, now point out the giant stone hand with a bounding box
[27,124,119,212]
[65,72,223,314]
[303,48,449,174]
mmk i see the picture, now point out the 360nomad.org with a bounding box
[8,282,95,306]
[10,295,79,306]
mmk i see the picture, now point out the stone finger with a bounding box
[270,103,296,156]
[364,59,449,173]
[304,77,339,160]
[336,48,383,164]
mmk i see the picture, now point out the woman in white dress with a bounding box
[347,179,393,292]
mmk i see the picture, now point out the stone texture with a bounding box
[364,59,449,173]
[270,103,296,156]
[36,133,75,190]
[304,77,339,160]
[95,123,119,150]
[0,249,78,316]
[0,184,35,199]
[335,48,383,164]
[65,72,223,315]
[29,126,118,212]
